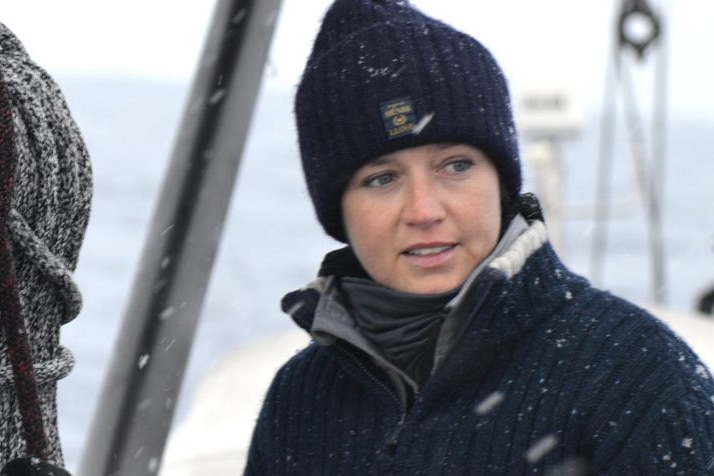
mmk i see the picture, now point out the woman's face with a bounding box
[342,143,502,294]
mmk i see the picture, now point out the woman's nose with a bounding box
[403,176,445,227]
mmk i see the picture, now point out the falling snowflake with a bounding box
[475,391,505,415]
[159,306,176,320]
[137,354,150,369]
[209,88,227,105]
[412,112,435,135]
[525,434,559,463]
[695,364,710,380]
[148,457,159,473]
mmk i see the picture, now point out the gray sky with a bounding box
[2,0,711,120]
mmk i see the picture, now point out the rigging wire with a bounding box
[591,0,668,304]
[650,0,670,303]
[590,9,619,288]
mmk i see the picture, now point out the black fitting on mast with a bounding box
[618,0,661,59]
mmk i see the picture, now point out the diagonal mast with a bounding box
[78,1,283,474]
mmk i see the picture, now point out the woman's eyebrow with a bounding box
[365,156,393,167]
[437,142,459,150]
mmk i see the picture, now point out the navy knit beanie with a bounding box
[295,0,521,242]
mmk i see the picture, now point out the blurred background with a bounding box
[3,0,713,472]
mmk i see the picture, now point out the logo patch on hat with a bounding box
[380,97,416,140]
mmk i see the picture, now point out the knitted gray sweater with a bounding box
[0,22,92,466]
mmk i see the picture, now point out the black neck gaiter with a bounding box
[340,277,457,387]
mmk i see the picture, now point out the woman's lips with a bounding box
[402,243,457,268]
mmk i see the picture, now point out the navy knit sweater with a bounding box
[244,221,714,475]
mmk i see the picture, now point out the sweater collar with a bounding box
[282,215,586,344]
[280,216,591,404]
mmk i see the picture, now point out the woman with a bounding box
[245,1,714,474]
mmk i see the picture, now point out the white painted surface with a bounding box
[159,330,309,476]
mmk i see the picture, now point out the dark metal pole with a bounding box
[77,0,282,474]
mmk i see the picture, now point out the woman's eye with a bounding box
[364,173,395,188]
[444,159,473,173]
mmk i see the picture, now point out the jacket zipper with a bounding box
[385,419,405,451]
[336,343,408,452]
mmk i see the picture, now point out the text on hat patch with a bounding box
[380,97,416,140]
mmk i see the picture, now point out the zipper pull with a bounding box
[386,420,405,452]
